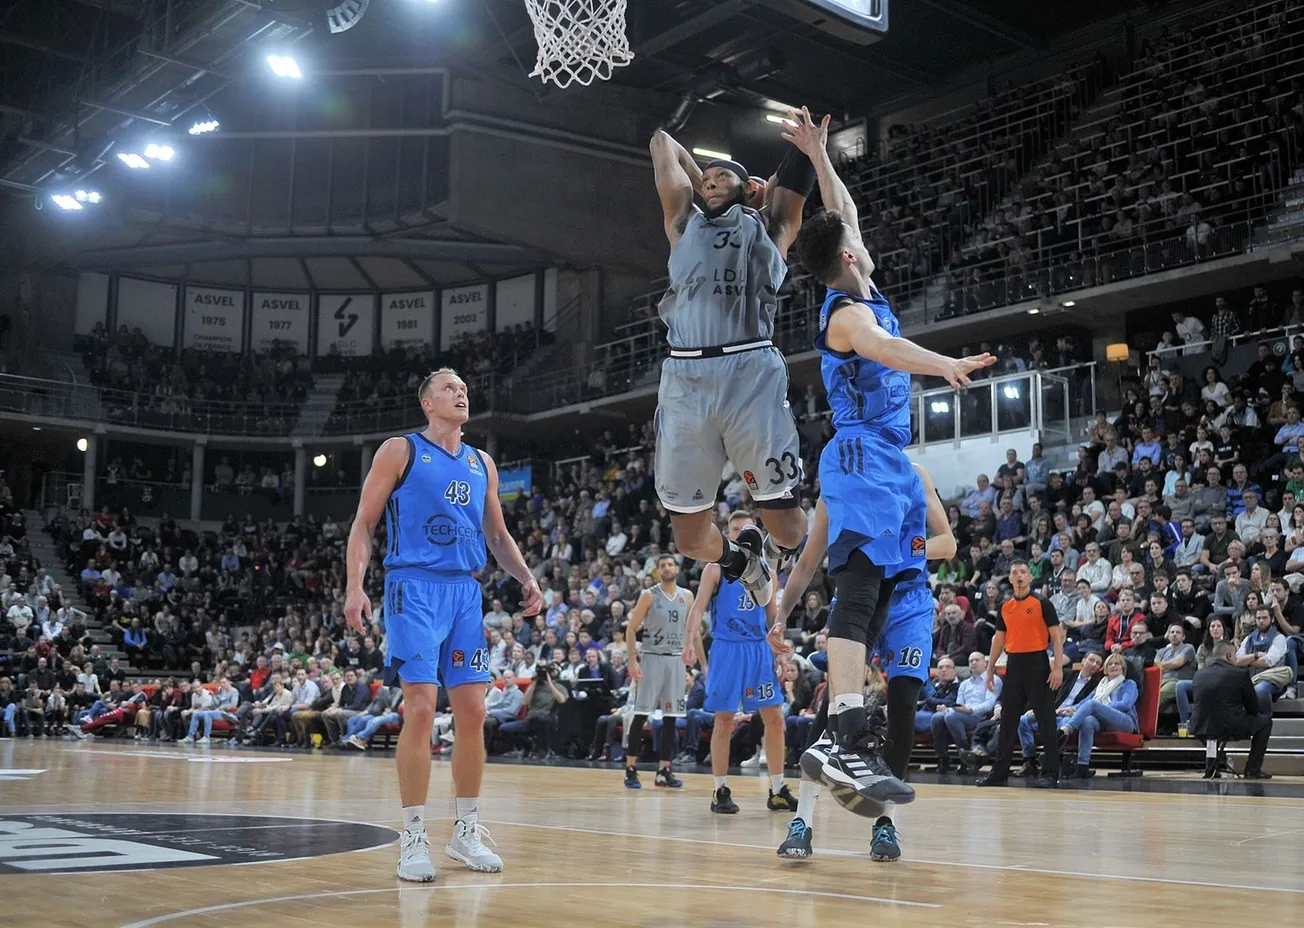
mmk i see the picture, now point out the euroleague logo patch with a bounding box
[744,687,755,698]
[743,470,758,490]
[910,536,926,556]
[0,813,396,874]
[452,649,466,668]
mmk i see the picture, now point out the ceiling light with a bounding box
[77,438,89,452]
[692,147,732,161]
[765,113,797,127]
[51,195,84,211]
[1027,306,1040,315]
[313,453,328,468]
[267,54,303,79]
[73,189,101,203]
[929,400,950,414]
[1002,385,1021,400]
[189,118,220,135]
[143,143,175,162]
[1062,300,1076,308]
[117,152,150,169]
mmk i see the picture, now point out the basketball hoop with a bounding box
[523,0,634,89]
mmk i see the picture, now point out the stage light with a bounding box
[189,118,220,136]
[77,438,89,452]
[117,152,150,169]
[313,453,328,468]
[143,143,175,162]
[692,147,732,161]
[267,54,303,79]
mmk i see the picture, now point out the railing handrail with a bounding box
[914,362,1094,400]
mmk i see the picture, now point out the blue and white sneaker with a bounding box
[776,817,814,860]
[870,819,902,862]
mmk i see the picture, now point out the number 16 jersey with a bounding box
[383,433,487,578]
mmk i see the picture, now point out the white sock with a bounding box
[830,692,864,714]
[796,778,820,822]
[402,805,425,833]
[769,773,784,794]
[455,797,478,824]
[714,776,727,790]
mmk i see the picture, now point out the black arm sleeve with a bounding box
[773,145,816,197]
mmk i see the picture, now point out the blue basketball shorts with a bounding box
[818,426,926,580]
[870,581,935,683]
[704,638,783,714]
[382,571,489,689]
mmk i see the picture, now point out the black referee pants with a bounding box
[990,651,1061,778]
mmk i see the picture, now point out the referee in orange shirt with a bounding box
[977,559,1065,788]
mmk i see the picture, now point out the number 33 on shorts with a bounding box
[764,452,801,486]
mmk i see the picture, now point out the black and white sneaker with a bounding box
[819,743,916,807]
[763,533,798,576]
[734,525,773,607]
[776,817,814,860]
[799,731,835,783]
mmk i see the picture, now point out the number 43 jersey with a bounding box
[383,433,488,577]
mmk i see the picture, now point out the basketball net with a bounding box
[523,0,634,89]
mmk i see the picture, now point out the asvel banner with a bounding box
[183,285,245,353]
[440,283,489,349]
[316,293,376,357]
[380,291,435,349]
[250,292,310,353]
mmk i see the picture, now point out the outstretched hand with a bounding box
[780,106,830,159]
[767,622,794,657]
[944,353,998,390]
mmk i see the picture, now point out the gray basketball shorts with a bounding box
[632,652,687,717]
[653,347,801,514]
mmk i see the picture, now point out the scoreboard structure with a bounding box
[787,0,889,44]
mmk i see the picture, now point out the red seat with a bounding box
[1091,666,1160,776]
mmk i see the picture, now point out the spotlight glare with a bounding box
[77,438,89,452]
[765,113,797,127]
[267,54,303,79]
[692,147,732,161]
[51,194,83,211]
[1002,385,1021,400]
[929,400,950,414]
[188,118,220,136]
[312,453,328,468]
[117,152,150,169]
[143,143,175,162]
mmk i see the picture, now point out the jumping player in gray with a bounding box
[649,127,816,608]
[623,553,698,790]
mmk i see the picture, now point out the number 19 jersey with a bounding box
[383,433,487,578]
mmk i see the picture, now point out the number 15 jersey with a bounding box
[383,433,488,577]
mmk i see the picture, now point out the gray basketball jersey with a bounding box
[658,205,789,348]
[641,585,693,656]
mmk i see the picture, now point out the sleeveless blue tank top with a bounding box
[816,286,912,448]
[710,576,768,642]
[383,433,488,577]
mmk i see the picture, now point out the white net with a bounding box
[523,0,634,89]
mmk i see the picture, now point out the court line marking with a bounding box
[480,817,1304,897]
[118,880,939,927]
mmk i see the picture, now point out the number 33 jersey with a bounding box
[383,433,488,577]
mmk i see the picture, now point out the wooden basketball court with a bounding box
[2,739,1301,927]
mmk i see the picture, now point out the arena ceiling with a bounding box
[0,0,1151,289]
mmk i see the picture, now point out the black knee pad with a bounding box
[827,550,894,646]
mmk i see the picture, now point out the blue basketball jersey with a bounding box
[383,433,488,576]
[710,577,768,642]
[816,286,912,447]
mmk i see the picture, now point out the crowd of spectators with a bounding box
[936,0,1304,317]
[80,323,313,434]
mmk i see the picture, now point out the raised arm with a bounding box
[826,300,995,390]
[344,436,407,634]
[781,106,858,240]
[481,453,543,617]
[650,129,699,247]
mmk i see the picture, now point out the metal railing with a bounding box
[910,365,1093,449]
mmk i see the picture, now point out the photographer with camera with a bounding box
[498,660,569,760]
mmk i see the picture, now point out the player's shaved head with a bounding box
[418,367,463,401]
[795,208,853,284]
